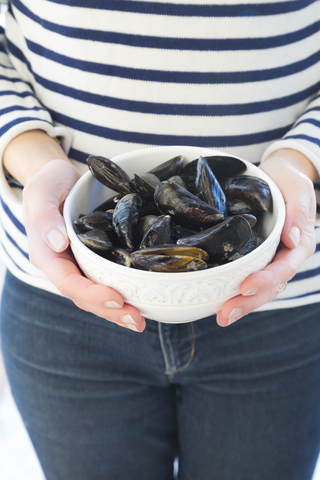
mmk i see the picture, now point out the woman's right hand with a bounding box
[4,131,145,332]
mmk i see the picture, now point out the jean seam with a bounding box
[174,323,195,374]
[158,323,173,376]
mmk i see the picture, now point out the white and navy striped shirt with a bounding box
[0,0,320,310]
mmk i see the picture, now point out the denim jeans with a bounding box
[2,270,320,480]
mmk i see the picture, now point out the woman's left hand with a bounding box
[216,148,318,327]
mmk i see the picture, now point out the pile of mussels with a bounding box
[73,154,272,272]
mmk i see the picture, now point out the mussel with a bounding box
[148,155,185,181]
[74,210,114,232]
[130,254,207,272]
[139,215,172,248]
[87,155,135,196]
[177,215,252,262]
[130,244,208,272]
[112,193,143,250]
[133,173,160,198]
[180,154,247,192]
[195,156,226,215]
[154,181,224,229]
[224,175,272,212]
[77,229,113,252]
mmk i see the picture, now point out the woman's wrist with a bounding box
[3,129,72,187]
[263,148,319,183]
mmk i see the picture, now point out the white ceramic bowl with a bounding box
[63,146,285,323]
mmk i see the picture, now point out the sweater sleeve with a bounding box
[0,7,72,204]
[260,91,320,225]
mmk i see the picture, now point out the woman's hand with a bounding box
[3,131,146,332]
[216,148,318,327]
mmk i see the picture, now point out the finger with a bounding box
[216,282,287,327]
[260,159,316,250]
[25,222,126,309]
[239,245,302,297]
[217,239,314,326]
[240,218,316,298]
[281,176,316,250]
[23,160,80,252]
[73,299,146,332]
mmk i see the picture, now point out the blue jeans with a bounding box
[2,270,320,480]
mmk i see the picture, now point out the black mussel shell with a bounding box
[131,244,209,261]
[177,215,252,262]
[93,195,120,212]
[227,235,264,262]
[167,175,187,189]
[112,193,143,250]
[141,199,162,216]
[180,155,247,192]
[154,181,224,229]
[171,222,198,242]
[148,155,185,181]
[195,156,226,215]
[226,197,253,214]
[224,175,271,212]
[140,215,172,248]
[130,254,207,272]
[107,248,132,267]
[74,210,114,232]
[138,215,158,237]
[204,155,247,180]
[87,155,135,195]
[238,213,257,229]
[77,229,113,251]
[133,173,160,198]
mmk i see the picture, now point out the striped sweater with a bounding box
[0,0,320,311]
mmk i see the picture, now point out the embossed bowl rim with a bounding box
[64,146,286,284]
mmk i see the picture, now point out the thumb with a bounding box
[23,159,81,253]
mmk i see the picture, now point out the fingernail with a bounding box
[104,300,122,309]
[288,226,300,248]
[227,307,243,325]
[47,228,67,251]
[243,287,258,296]
[120,314,137,325]
[126,324,141,332]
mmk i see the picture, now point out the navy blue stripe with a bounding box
[285,134,320,147]
[0,90,36,100]
[304,106,320,116]
[69,147,89,164]
[275,288,320,301]
[0,74,30,83]
[49,109,292,149]
[7,39,320,116]
[0,64,16,71]
[0,238,28,273]
[0,116,52,139]
[294,118,320,129]
[292,266,320,282]
[0,197,26,235]
[34,0,318,17]
[25,38,320,84]
[0,105,45,116]
[4,229,29,259]
[13,0,320,51]
[42,76,319,115]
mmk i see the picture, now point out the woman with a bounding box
[0,1,320,479]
